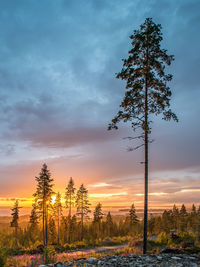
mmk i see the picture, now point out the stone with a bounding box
[54,262,63,267]
[171,256,181,260]
[87,257,97,263]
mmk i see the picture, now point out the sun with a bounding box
[51,195,56,204]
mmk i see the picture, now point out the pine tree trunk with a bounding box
[69,197,71,243]
[45,204,48,246]
[15,226,18,249]
[143,41,149,254]
[143,127,148,254]
[57,211,60,245]
[43,201,45,247]
[81,212,83,240]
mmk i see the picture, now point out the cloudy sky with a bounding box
[0,0,199,213]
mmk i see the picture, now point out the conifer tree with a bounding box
[129,203,139,234]
[48,216,57,244]
[129,204,138,225]
[76,184,91,240]
[172,204,179,230]
[179,204,187,232]
[33,163,54,246]
[65,177,76,243]
[10,200,22,248]
[65,177,76,218]
[93,203,103,238]
[108,18,178,253]
[53,192,63,245]
[29,201,39,241]
[106,212,113,237]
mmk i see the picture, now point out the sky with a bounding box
[0,0,200,214]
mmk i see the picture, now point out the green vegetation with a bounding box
[0,164,199,266]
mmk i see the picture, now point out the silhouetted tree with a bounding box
[33,163,54,246]
[93,203,103,239]
[76,184,91,240]
[129,203,139,234]
[10,200,22,248]
[65,177,76,243]
[108,18,178,253]
[105,212,114,237]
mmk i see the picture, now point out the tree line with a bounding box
[8,163,200,250]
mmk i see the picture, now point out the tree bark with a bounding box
[43,201,45,247]
[143,38,149,254]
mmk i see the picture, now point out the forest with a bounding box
[0,163,200,266]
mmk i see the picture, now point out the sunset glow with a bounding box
[0,0,199,217]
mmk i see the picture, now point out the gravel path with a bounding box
[39,253,200,267]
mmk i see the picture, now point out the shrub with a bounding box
[157,232,169,245]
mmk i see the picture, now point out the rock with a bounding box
[54,262,63,267]
[171,256,181,260]
[87,257,97,263]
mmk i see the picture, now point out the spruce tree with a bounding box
[93,203,104,239]
[106,212,113,237]
[129,203,138,235]
[10,200,22,248]
[172,204,179,230]
[76,184,91,240]
[108,18,178,253]
[179,204,187,232]
[65,177,76,218]
[33,163,54,246]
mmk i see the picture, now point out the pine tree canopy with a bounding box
[65,177,76,209]
[10,200,22,228]
[76,184,91,217]
[33,163,54,208]
[108,18,178,132]
[93,203,103,223]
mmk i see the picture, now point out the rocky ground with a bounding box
[39,254,200,267]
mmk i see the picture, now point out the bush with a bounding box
[43,246,56,264]
[157,232,169,245]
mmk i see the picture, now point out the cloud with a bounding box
[0,0,199,208]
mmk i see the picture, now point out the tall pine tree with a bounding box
[10,200,22,248]
[65,177,76,243]
[76,184,91,240]
[108,18,178,253]
[33,163,54,246]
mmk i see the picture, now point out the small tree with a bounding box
[10,200,22,248]
[108,18,178,253]
[33,163,54,246]
[129,203,138,234]
[76,184,91,240]
[93,203,104,239]
[105,212,113,237]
